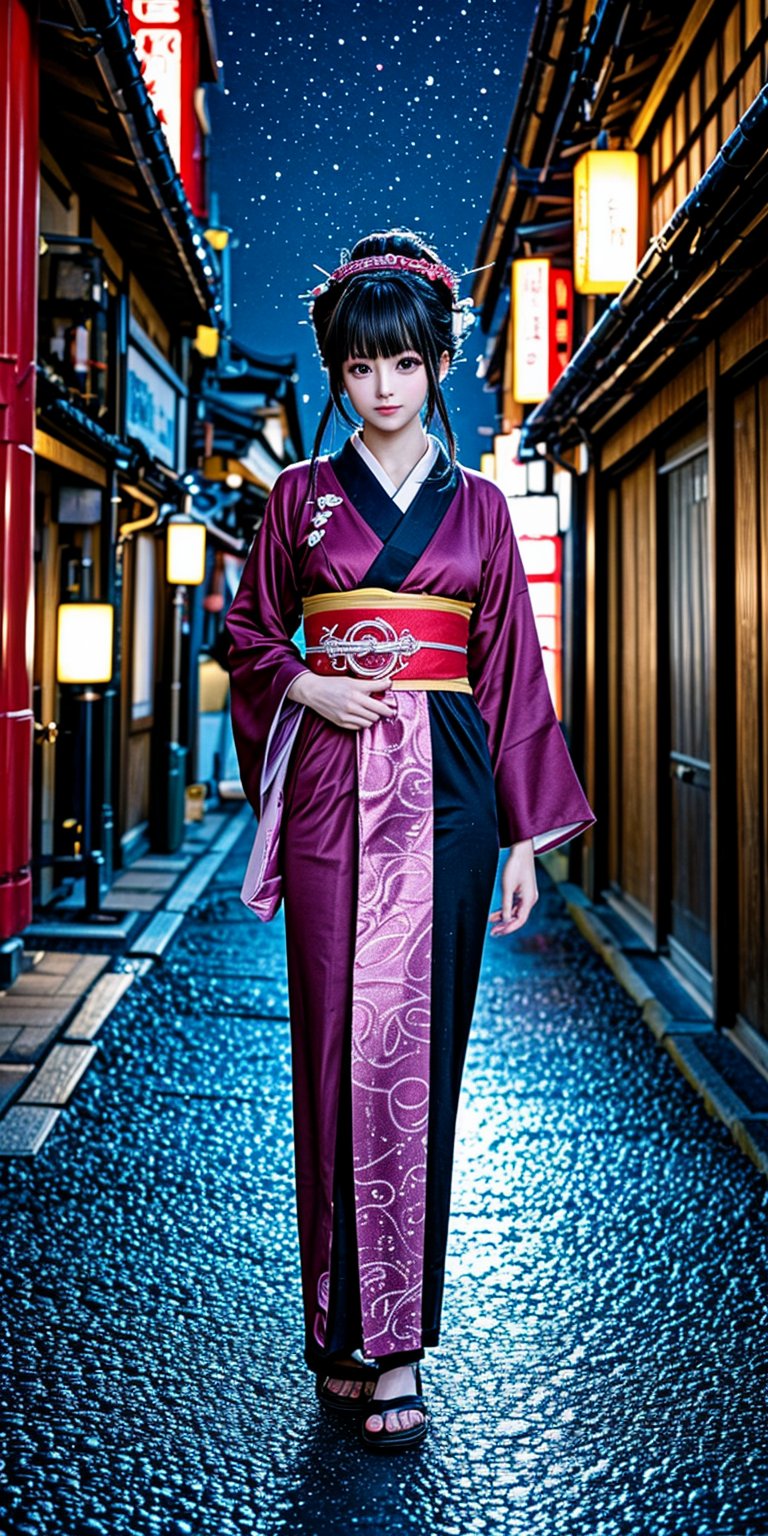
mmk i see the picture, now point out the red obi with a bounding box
[302,587,474,691]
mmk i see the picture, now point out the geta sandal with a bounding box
[360,1365,428,1453]
[315,1354,379,1416]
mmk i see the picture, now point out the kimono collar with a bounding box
[351,432,440,512]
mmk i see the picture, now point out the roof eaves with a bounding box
[59,0,220,320]
[518,82,768,454]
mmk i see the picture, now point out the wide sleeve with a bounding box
[467,494,595,854]
[223,472,309,814]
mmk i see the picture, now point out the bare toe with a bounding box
[365,1412,384,1433]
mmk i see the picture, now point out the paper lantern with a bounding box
[166,516,207,585]
[57,603,114,684]
[573,149,640,294]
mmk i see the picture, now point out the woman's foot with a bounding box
[364,1364,425,1436]
[315,1355,378,1413]
[324,1357,365,1403]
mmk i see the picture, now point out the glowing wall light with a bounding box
[573,149,640,294]
[508,494,559,538]
[493,431,527,497]
[57,603,114,684]
[518,536,560,579]
[166,515,207,586]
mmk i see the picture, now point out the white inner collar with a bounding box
[351,432,440,512]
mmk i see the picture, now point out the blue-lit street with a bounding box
[2,817,767,1536]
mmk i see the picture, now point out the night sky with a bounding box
[207,0,536,467]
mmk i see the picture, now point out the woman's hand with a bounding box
[489,839,538,936]
[287,670,398,731]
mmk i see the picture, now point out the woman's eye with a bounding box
[398,357,421,371]
[349,363,370,376]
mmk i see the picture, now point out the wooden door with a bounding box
[606,455,658,941]
[733,378,768,1041]
[664,444,712,985]
[120,530,159,854]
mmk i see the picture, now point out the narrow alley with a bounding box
[2,816,767,1536]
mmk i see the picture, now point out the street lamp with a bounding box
[56,601,114,911]
[163,514,207,850]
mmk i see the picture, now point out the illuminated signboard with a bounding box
[129,0,183,167]
[512,258,549,403]
[573,150,640,294]
[126,0,205,213]
[512,259,573,403]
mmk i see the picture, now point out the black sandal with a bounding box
[360,1365,428,1453]
[315,1354,379,1416]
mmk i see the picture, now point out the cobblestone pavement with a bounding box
[2,820,768,1536]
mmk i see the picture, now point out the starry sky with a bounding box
[207,0,536,468]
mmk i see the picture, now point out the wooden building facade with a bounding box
[473,0,768,1062]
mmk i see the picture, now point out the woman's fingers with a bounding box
[489,847,539,936]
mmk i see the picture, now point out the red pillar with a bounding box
[0,0,38,936]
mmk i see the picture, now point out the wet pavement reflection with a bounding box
[1,821,767,1535]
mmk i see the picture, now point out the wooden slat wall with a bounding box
[600,356,706,472]
[733,383,766,1035]
[611,456,658,929]
[761,377,768,1037]
[607,487,621,888]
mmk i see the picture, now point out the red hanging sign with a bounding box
[126,0,206,217]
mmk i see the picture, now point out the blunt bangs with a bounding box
[329,278,432,368]
[308,233,458,473]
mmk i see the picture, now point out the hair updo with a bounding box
[309,229,458,473]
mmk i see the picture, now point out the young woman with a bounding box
[225,230,594,1453]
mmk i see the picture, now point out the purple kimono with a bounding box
[225,438,594,1368]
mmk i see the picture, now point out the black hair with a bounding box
[308,230,458,482]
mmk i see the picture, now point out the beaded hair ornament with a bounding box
[305,251,479,346]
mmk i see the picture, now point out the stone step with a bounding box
[0,1065,33,1113]
[128,910,184,958]
[65,972,134,1041]
[19,1043,98,1106]
[0,1105,61,1157]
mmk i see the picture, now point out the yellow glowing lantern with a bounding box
[194,324,220,358]
[166,516,207,586]
[573,149,640,294]
[57,603,114,684]
[204,226,230,252]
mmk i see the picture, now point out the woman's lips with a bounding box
[375,405,401,414]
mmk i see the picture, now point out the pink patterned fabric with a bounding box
[351,690,434,1356]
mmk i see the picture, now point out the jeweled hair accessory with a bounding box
[303,251,486,348]
[309,253,459,299]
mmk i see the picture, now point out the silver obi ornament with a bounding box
[310,618,421,680]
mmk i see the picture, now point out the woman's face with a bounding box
[341,349,450,434]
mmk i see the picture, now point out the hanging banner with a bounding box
[512,260,573,403]
[126,0,204,214]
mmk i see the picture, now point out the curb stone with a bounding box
[552,876,768,1183]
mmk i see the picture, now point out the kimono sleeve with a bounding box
[223,472,308,814]
[467,494,595,854]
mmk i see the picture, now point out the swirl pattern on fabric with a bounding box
[352,689,433,1356]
